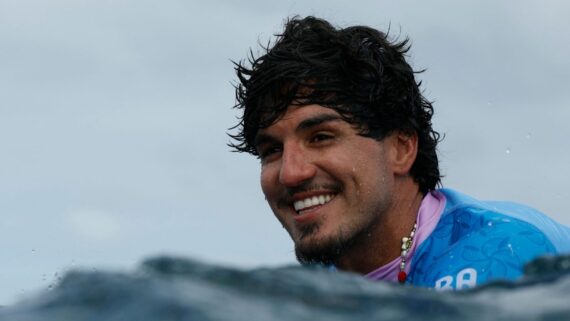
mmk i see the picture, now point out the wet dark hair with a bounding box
[229,16,441,193]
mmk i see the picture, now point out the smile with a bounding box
[293,194,335,213]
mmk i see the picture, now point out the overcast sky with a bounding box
[1,0,569,304]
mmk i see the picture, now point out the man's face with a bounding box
[255,104,397,264]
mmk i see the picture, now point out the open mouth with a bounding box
[293,194,336,215]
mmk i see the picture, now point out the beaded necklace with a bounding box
[397,222,417,283]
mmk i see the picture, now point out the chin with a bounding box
[294,222,375,265]
[294,234,345,265]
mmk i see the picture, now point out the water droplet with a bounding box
[505,148,511,154]
[487,101,493,106]
[487,221,493,227]
[525,132,532,139]
[31,249,36,253]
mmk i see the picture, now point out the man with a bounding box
[229,16,570,289]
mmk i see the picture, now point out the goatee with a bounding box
[294,223,374,266]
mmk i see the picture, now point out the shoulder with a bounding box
[409,189,566,290]
[436,189,570,252]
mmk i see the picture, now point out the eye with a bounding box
[258,145,282,162]
[310,133,334,143]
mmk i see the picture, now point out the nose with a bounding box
[278,143,316,187]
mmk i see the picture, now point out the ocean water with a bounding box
[1,255,569,321]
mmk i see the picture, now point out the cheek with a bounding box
[350,150,390,191]
[260,165,276,197]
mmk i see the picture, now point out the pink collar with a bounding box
[365,190,446,282]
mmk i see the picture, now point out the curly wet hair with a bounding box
[229,16,441,193]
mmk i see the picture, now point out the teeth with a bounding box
[311,196,319,205]
[293,194,335,212]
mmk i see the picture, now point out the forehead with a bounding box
[275,103,341,124]
[256,105,342,136]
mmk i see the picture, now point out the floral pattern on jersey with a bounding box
[409,195,557,288]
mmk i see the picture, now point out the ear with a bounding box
[389,131,418,175]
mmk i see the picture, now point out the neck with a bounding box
[335,180,423,274]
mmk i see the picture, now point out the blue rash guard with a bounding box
[406,189,570,289]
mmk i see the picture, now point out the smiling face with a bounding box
[256,104,402,265]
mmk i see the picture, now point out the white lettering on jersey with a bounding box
[456,268,477,290]
[435,268,478,290]
[435,275,454,290]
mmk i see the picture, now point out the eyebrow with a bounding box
[296,114,343,132]
[254,114,344,148]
